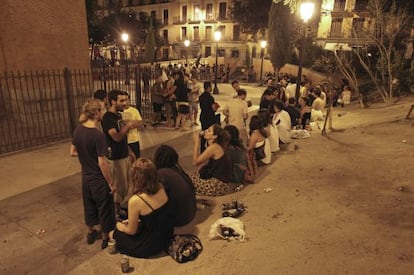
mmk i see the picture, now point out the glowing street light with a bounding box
[213,31,221,94]
[259,40,267,85]
[295,1,315,101]
[121,32,130,85]
[184,39,190,64]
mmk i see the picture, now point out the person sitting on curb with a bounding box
[270,99,291,146]
[109,158,173,258]
[154,145,196,227]
[248,115,271,165]
[190,124,237,196]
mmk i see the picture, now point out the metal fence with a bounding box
[0,65,153,155]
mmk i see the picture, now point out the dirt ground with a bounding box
[1,97,413,275]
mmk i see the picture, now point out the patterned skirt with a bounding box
[190,171,236,197]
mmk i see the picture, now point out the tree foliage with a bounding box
[231,0,273,35]
[268,2,292,73]
[351,0,412,104]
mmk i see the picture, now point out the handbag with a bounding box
[253,141,266,160]
[167,234,203,263]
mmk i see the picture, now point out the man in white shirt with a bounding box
[222,89,249,145]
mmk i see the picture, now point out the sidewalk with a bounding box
[0,82,263,201]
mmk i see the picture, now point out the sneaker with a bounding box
[101,238,109,249]
[86,229,99,245]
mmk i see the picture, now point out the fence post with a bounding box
[135,65,142,111]
[63,68,76,132]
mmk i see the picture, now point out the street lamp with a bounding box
[184,39,190,65]
[121,32,130,85]
[259,40,267,86]
[295,1,314,101]
[213,30,221,94]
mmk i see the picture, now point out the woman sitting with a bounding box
[270,99,291,145]
[224,125,256,184]
[191,124,235,196]
[257,108,280,153]
[248,115,271,165]
[154,145,196,227]
[109,158,173,258]
[299,96,312,130]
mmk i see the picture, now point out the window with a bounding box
[218,49,225,57]
[231,49,239,58]
[151,10,156,19]
[163,9,168,25]
[333,0,346,11]
[354,0,369,11]
[206,3,213,20]
[330,18,343,37]
[205,46,212,57]
[219,2,227,19]
[193,26,200,40]
[233,25,240,40]
[181,27,187,40]
[252,47,257,58]
[352,18,365,35]
[162,48,169,60]
[206,26,212,40]
[163,29,168,43]
[182,5,187,22]
[218,25,225,39]
[193,4,201,20]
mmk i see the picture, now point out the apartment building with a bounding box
[95,0,263,68]
[317,0,373,51]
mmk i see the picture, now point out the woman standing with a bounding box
[109,158,173,258]
[191,124,235,196]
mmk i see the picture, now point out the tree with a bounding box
[351,0,412,104]
[268,2,292,77]
[144,19,156,62]
[231,0,273,35]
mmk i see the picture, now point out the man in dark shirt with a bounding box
[70,98,116,249]
[285,97,301,127]
[102,90,139,218]
[199,81,217,152]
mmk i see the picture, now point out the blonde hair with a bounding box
[79,98,101,123]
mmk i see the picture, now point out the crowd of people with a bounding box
[69,71,352,259]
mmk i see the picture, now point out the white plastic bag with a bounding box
[209,217,245,241]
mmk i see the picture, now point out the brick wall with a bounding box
[0,0,89,71]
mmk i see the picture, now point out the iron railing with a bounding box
[0,65,154,155]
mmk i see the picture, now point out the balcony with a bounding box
[173,16,187,24]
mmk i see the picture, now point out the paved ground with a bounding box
[1,83,413,274]
[0,82,262,274]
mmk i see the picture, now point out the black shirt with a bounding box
[102,111,129,160]
[285,105,301,127]
[72,125,107,182]
[199,91,216,130]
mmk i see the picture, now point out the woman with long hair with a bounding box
[191,124,235,196]
[248,115,271,165]
[109,158,173,258]
[154,145,196,227]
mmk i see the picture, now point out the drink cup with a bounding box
[121,255,130,273]
[108,239,117,254]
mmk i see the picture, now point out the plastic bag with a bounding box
[208,217,245,241]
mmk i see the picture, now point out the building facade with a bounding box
[96,0,265,69]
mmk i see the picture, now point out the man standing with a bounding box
[122,93,143,158]
[151,75,165,126]
[222,89,249,145]
[70,98,116,249]
[199,81,217,152]
[102,90,139,218]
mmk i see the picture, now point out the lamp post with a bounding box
[184,39,190,65]
[295,2,314,101]
[213,30,221,94]
[121,32,130,85]
[259,40,267,86]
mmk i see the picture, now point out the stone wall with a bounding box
[0,0,89,71]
